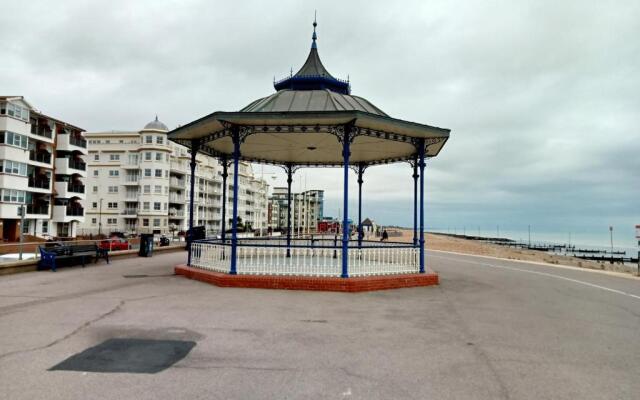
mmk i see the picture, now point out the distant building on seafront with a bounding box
[78,117,268,237]
[0,96,87,240]
[268,188,324,234]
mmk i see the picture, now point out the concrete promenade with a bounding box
[0,250,638,399]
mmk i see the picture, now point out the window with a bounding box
[128,154,138,165]
[94,154,99,161]
[107,218,117,225]
[109,170,119,177]
[0,131,28,149]
[145,152,152,161]
[109,154,120,161]
[0,102,29,122]
[108,186,118,193]
[0,160,27,176]
[143,202,150,210]
[166,154,169,162]
[154,185,161,193]
[145,136,152,144]
[165,170,169,178]
[144,169,151,177]
[42,221,48,233]
[153,218,160,227]
[163,203,168,210]
[143,185,150,193]
[155,169,162,177]
[92,202,97,208]
[1,189,26,203]
[156,136,164,144]
[143,219,149,227]
[93,170,99,176]
[164,186,169,194]
[91,218,97,224]
[154,202,161,211]
[155,152,162,161]
[108,202,118,209]
[93,186,98,193]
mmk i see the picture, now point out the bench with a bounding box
[38,243,110,272]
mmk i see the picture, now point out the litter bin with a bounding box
[186,226,206,250]
[139,234,154,257]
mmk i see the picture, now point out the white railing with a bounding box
[236,246,342,276]
[189,241,419,277]
[191,242,229,273]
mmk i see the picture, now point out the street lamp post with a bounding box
[98,198,103,237]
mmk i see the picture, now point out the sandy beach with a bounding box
[388,229,638,276]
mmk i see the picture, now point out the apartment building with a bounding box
[0,96,87,241]
[80,117,268,236]
[268,188,324,234]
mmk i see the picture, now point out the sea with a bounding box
[429,228,639,259]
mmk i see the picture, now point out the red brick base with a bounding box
[175,264,438,292]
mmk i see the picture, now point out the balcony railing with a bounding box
[122,208,138,215]
[66,207,84,216]
[69,136,87,148]
[68,159,86,171]
[30,125,53,139]
[29,151,52,164]
[28,177,50,189]
[67,183,85,193]
[27,204,49,215]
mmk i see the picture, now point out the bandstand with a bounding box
[169,20,450,291]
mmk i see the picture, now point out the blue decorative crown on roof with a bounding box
[274,18,351,95]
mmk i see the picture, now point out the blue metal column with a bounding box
[412,157,418,247]
[341,125,351,278]
[230,128,240,275]
[357,163,364,248]
[418,139,426,273]
[286,163,293,258]
[187,139,200,266]
[220,156,228,243]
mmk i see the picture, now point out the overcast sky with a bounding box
[2,0,639,246]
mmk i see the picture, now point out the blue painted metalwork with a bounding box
[357,163,365,249]
[187,139,200,266]
[273,19,351,95]
[285,163,293,258]
[230,128,241,275]
[341,125,351,278]
[418,139,426,273]
[412,157,418,247]
[220,156,228,243]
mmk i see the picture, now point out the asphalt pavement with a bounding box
[0,250,638,400]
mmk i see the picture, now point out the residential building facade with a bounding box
[0,96,87,241]
[268,188,324,234]
[80,117,268,237]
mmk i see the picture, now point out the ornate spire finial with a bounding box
[311,11,318,49]
[155,115,158,121]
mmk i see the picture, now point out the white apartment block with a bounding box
[79,117,268,237]
[0,96,87,241]
[269,188,324,235]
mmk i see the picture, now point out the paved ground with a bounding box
[0,250,638,400]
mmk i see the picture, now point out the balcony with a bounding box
[54,181,85,199]
[169,209,184,217]
[26,203,50,216]
[28,176,51,192]
[122,208,138,215]
[170,177,185,187]
[169,194,185,203]
[56,133,88,154]
[30,125,53,140]
[29,151,52,165]
[55,157,87,177]
[53,204,84,223]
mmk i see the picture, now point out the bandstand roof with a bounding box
[168,21,450,166]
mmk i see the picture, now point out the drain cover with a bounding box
[50,338,196,374]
